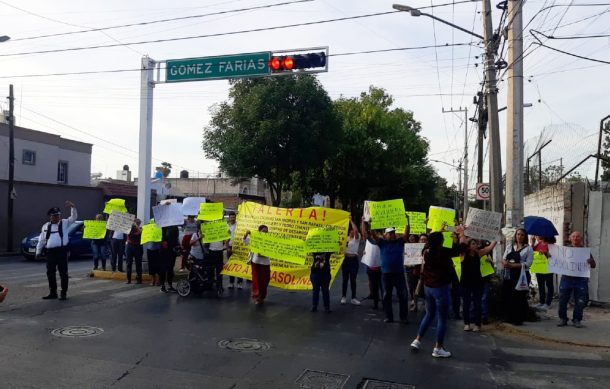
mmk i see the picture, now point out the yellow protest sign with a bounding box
[83,220,107,239]
[197,202,224,221]
[201,220,230,243]
[305,228,340,253]
[141,223,162,244]
[250,231,306,265]
[406,211,427,234]
[103,198,127,214]
[452,257,462,281]
[428,206,455,232]
[369,199,407,230]
[222,201,349,290]
[480,255,495,277]
[530,251,550,274]
[443,232,454,248]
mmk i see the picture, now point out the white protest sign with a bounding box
[107,211,136,234]
[363,200,371,222]
[464,207,502,242]
[548,244,592,278]
[361,240,381,267]
[152,203,184,227]
[182,197,206,216]
[404,243,425,266]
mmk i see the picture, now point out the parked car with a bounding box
[21,221,94,260]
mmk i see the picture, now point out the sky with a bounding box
[1,0,609,194]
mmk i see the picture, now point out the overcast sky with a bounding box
[1,0,609,192]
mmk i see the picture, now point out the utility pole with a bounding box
[482,0,503,214]
[6,84,15,252]
[443,107,469,219]
[506,0,525,227]
[137,56,155,223]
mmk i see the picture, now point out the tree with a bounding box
[202,75,340,205]
[155,162,172,178]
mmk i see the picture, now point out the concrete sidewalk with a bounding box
[492,304,610,348]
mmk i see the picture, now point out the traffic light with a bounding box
[269,51,327,74]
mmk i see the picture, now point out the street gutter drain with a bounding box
[295,369,349,389]
[360,378,416,389]
[218,338,270,352]
[51,326,104,338]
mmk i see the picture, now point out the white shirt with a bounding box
[112,230,124,240]
[183,220,198,235]
[346,236,360,256]
[189,232,205,260]
[228,222,237,247]
[36,207,77,254]
[503,244,534,269]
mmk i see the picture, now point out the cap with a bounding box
[384,227,396,233]
[47,207,61,216]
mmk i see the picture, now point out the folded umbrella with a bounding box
[523,216,558,237]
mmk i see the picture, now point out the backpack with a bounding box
[45,220,64,248]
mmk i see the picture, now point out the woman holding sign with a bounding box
[532,236,555,311]
[341,216,361,306]
[243,225,271,305]
[501,228,533,325]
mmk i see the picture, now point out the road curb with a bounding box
[0,252,21,258]
[89,270,188,282]
[491,322,610,349]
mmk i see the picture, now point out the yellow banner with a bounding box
[222,201,349,290]
[428,206,455,232]
[305,228,340,253]
[103,198,127,214]
[141,223,162,244]
[83,220,107,239]
[530,251,550,274]
[452,257,462,281]
[369,199,407,230]
[201,220,230,243]
[406,211,427,235]
[480,255,495,277]
[198,202,224,221]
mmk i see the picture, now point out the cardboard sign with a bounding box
[182,197,206,216]
[141,223,162,244]
[406,211,427,235]
[198,202,224,221]
[480,255,495,277]
[368,199,407,230]
[464,207,502,242]
[404,243,425,266]
[201,220,231,243]
[361,240,381,268]
[452,257,462,281]
[305,228,340,253]
[548,244,591,277]
[152,203,184,227]
[106,211,135,234]
[428,206,455,232]
[103,198,127,214]
[249,230,306,265]
[83,220,107,239]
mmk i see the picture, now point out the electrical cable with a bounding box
[530,30,610,64]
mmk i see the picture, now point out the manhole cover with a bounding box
[51,326,104,338]
[218,338,270,352]
[295,369,348,389]
[360,379,415,389]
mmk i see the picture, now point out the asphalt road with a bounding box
[1,255,609,389]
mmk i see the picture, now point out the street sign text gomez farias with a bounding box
[166,52,271,82]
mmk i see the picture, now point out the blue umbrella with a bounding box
[523,216,558,237]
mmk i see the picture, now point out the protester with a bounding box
[159,225,180,293]
[188,222,206,261]
[361,225,383,310]
[362,218,409,324]
[35,201,77,301]
[0,284,8,303]
[207,223,227,290]
[180,215,198,271]
[450,232,462,320]
[533,236,555,310]
[341,216,361,305]
[501,228,534,325]
[410,231,461,358]
[227,212,243,289]
[310,252,332,312]
[91,214,108,271]
[243,225,271,305]
[145,240,161,287]
[479,241,495,325]
[110,229,126,272]
[558,231,596,328]
[125,219,143,284]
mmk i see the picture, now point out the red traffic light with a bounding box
[269,57,281,71]
[282,56,294,70]
[269,52,326,73]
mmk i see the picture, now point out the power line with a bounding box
[530,30,610,64]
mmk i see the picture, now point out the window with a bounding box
[57,161,68,184]
[22,150,36,165]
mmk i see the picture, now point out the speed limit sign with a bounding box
[476,183,490,201]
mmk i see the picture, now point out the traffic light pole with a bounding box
[6,85,14,252]
[137,56,155,223]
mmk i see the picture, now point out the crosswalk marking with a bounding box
[501,347,602,361]
[111,287,158,298]
[510,362,610,377]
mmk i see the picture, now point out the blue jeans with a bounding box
[461,285,483,326]
[558,276,589,322]
[418,284,450,345]
[91,241,107,269]
[469,283,490,321]
[111,238,125,271]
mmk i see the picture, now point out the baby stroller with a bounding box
[176,257,223,298]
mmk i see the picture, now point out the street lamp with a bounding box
[430,159,463,214]
[0,36,10,43]
[392,4,484,40]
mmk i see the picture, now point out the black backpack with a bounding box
[45,220,64,247]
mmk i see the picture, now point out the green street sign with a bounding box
[165,52,271,82]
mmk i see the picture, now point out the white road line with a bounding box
[502,347,602,361]
[510,363,610,377]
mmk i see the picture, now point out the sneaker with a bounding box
[160,287,168,293]
[557,319,568,327]
[228,283,235,289]
[432,347,452,358]
[237,283,243,289]
[42,293,58,300]
[168,286,177,293]
[410,339,421,351]
[350,298,361,306]
[472,325,481,332]
[463,324,472,331]
[340,296,347,305]
[573,320,584,328]
[540,304,550,310]
[534,303,544,309]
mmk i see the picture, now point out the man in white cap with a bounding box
[36,201,77,300]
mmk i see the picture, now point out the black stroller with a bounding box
[176,256,223,298]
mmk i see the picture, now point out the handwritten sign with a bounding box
[103,198,127,214]
[530,251,550,274]
[201,220,231,243]
[406,212,427,234]
[153,203,184,227]
[368,199,407,230]
[182,197,206,216]
[198,202,224,221]
[452,257,462,281]
[464,207,502,242]
[250,231,306,265]
[361,240,381,267]
[548,244,591,277]
[404,243,425,266]
[480,255,495,277]
[83,220,107,239]
[141,223,162,244]
[106,211,135,234]
[443,232,454,248]
[305,228,340,253]
[428,206,455,232]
